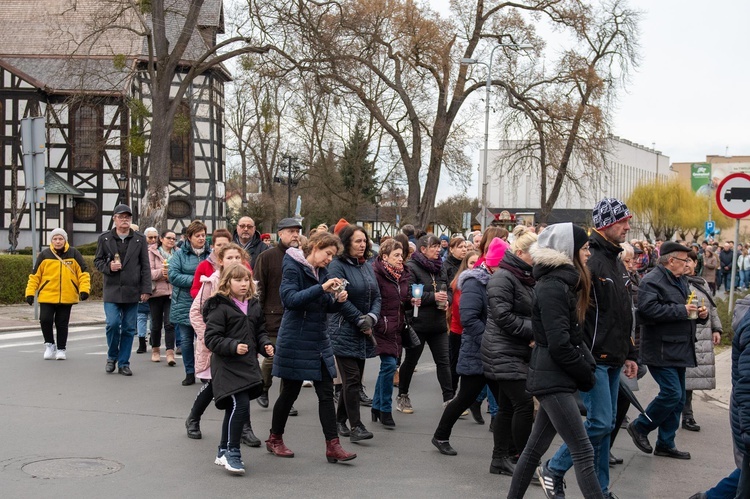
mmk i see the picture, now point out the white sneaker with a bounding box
[302,380,313,387]
[43,343,56,360]
[55,349,67,360]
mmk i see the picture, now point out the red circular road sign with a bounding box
[716,172,750,219]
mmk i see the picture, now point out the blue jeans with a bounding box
[705,467,739,499]
[137,311,150,338]
[372,354,398,413]
[179,323,196,374]
[477,385,499,417]
[507,392,602,498]
[742,270,750,289]
[632,366,686,449]
[104,302,138,367]
[549,364,620,495]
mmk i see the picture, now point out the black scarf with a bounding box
[411,250,442,275]
[499,252,535,287]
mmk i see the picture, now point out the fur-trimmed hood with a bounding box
[457,266,492,291]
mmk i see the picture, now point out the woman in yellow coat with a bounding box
[25,228,91,360]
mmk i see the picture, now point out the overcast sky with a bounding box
[435,0,750,199]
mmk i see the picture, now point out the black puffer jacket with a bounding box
[585,231,635,366]
[483,252,535,381]
[405,255,447,336]
[203,294,272,409]
[526,246,596,396]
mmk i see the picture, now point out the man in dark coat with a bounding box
[233,216,268,269]
[253,217,302,408]
[542,198,638,499]
[94,204,152,376]
[719,242,734,292]
[627,241,708,460]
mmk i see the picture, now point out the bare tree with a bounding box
[491,0,640,222]
[248,0,565,228]
[59,0,271,228]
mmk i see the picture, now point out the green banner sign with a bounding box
[691,163,712,193]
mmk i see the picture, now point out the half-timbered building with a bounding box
[0,0,228,248]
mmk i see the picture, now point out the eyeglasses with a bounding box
[147,235,158,240]
[238,224,254,229]
[671,256,690,263]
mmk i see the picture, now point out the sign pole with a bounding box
[729,219,741,314]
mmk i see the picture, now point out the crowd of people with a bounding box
[22,199,749,496]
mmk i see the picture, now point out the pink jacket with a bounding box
[148,244,172,298]
[190,270,220,378]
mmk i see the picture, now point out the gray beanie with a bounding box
[50,228,68,242]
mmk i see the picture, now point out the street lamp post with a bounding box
[374,193,381,242]
[279,155,299,218]
[461,43,532,232]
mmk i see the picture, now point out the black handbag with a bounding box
[401,323,421,349]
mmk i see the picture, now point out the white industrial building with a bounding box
[481,135,671,229]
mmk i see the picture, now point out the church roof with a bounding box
[0,0,227,94]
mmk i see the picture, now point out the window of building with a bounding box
[167,198,192,219]
[170,102,192,179]
[71,104,102,171]
[73,199,99,222]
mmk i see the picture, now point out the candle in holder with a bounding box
[686,290,698,319]
[411,283,424,317]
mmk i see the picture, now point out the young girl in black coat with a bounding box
[203,263,274,475]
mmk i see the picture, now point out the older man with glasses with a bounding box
[627,241,709,461]
[233,216,268,269]
[94,204,152,376]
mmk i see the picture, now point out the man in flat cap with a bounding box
[253,218,302,412]
[627,241,708,460]
[94,204,152,376]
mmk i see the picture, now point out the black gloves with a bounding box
[26,296,34,306]
[356,315,376,332]
[80,292,89,301]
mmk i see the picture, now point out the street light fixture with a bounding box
[461,43,533,232]
[117,172,128,206]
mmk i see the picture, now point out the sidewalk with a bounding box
[700,348,731,409]
[0,300,106,332]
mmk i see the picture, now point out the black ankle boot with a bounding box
[185,417,201,439]
[371,408,381,422]
[241,422,261,447]
[489,456,516,475]
[136,337,147,354]
[380,411,396,429]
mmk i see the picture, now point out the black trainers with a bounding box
[349,424,374,442]
[337,422,351,437]
[431,437,457,456]
[538,460,566,499]
[359,386,373,407]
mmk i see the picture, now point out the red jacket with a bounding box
[191,256,218,298]
[450,284,463,334]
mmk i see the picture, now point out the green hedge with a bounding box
[0,254,103,304]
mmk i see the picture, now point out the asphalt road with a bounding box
[0,326,736,498]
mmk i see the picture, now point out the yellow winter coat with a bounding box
[26,242,91,304]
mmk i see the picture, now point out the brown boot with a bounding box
[265,433,294,458]
[326,438,357,463]
[166,349,176,366]
[151,347,161,362]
